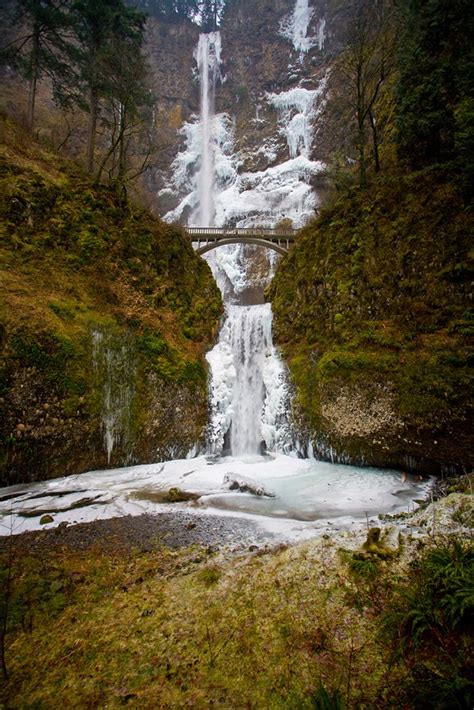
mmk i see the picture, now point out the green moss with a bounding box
[316,349,396,381]
[0,117,222,483]
[270,169,473,471]
[197,565,222,587]
[396,350,471,425]
[137,331,170,358]
[10,331,86,395]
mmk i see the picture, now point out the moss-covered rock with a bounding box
[0,118,222,485]
[269,170,473,475]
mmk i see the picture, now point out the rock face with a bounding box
[144,0,335,222]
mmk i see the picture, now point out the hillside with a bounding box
[270,169,473,474]
[0,118,222,485]
[2,487,473,708]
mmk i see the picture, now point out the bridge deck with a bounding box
[187,227,297,242]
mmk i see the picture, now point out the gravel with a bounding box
[0,510,276,557]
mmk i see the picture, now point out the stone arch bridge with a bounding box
[187,227,297,256]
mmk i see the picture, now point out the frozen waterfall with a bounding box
[206,305,293,457]
[164,31,296,458]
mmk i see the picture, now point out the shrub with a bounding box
[198,566,222,587]
[384,539,473,651]
[382,538,474,709]
[311,683,345,709]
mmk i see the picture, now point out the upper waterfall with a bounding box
[195,32,222,226]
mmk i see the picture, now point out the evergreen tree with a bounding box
[96,30,152,193]
[126,0,199,22]
[1,0,72,130]
[395,0,474,170]
[70,0,145,172]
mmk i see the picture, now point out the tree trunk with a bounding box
[368,107,380,172]
[118,104,126,183]
[87,86,98,173]
[357,115,366,189]
[27,22,40,131]
[356,65,367,190]
[27,73,38,133]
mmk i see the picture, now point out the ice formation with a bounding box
[163,32,329,458]
[92,330,134,463]
[280,0,326,55]
[206,305,294,456]
[163,79,328,230]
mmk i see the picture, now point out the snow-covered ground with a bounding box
[0,454,432,541]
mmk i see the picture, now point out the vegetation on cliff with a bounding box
[270,0,473,474]
[270,169,473,473]
[0,117,222,484]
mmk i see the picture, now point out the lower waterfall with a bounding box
[206,303,293,457]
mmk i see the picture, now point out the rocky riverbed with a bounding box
[0,509,276,557]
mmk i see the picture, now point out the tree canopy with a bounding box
[395,0,474,173]
[125,0,225,28]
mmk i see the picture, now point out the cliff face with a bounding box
[269,171,473,475]
[0,119,222,486]
[146,0,335,223]
[140,19,201,213]
[0,1,337,220]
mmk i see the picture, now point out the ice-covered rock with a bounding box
[223,473,276,498]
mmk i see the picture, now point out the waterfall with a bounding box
[165,31,297,457]
[195,32,221,226]
[229,306,271,455]
[206,305,294,457]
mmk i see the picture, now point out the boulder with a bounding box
[222,473,276,498]
[358,526,401,559]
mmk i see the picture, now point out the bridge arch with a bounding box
[196,237,288,256]
[187,227,296,256]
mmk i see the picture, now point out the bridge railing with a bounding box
[187,227,298,240]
